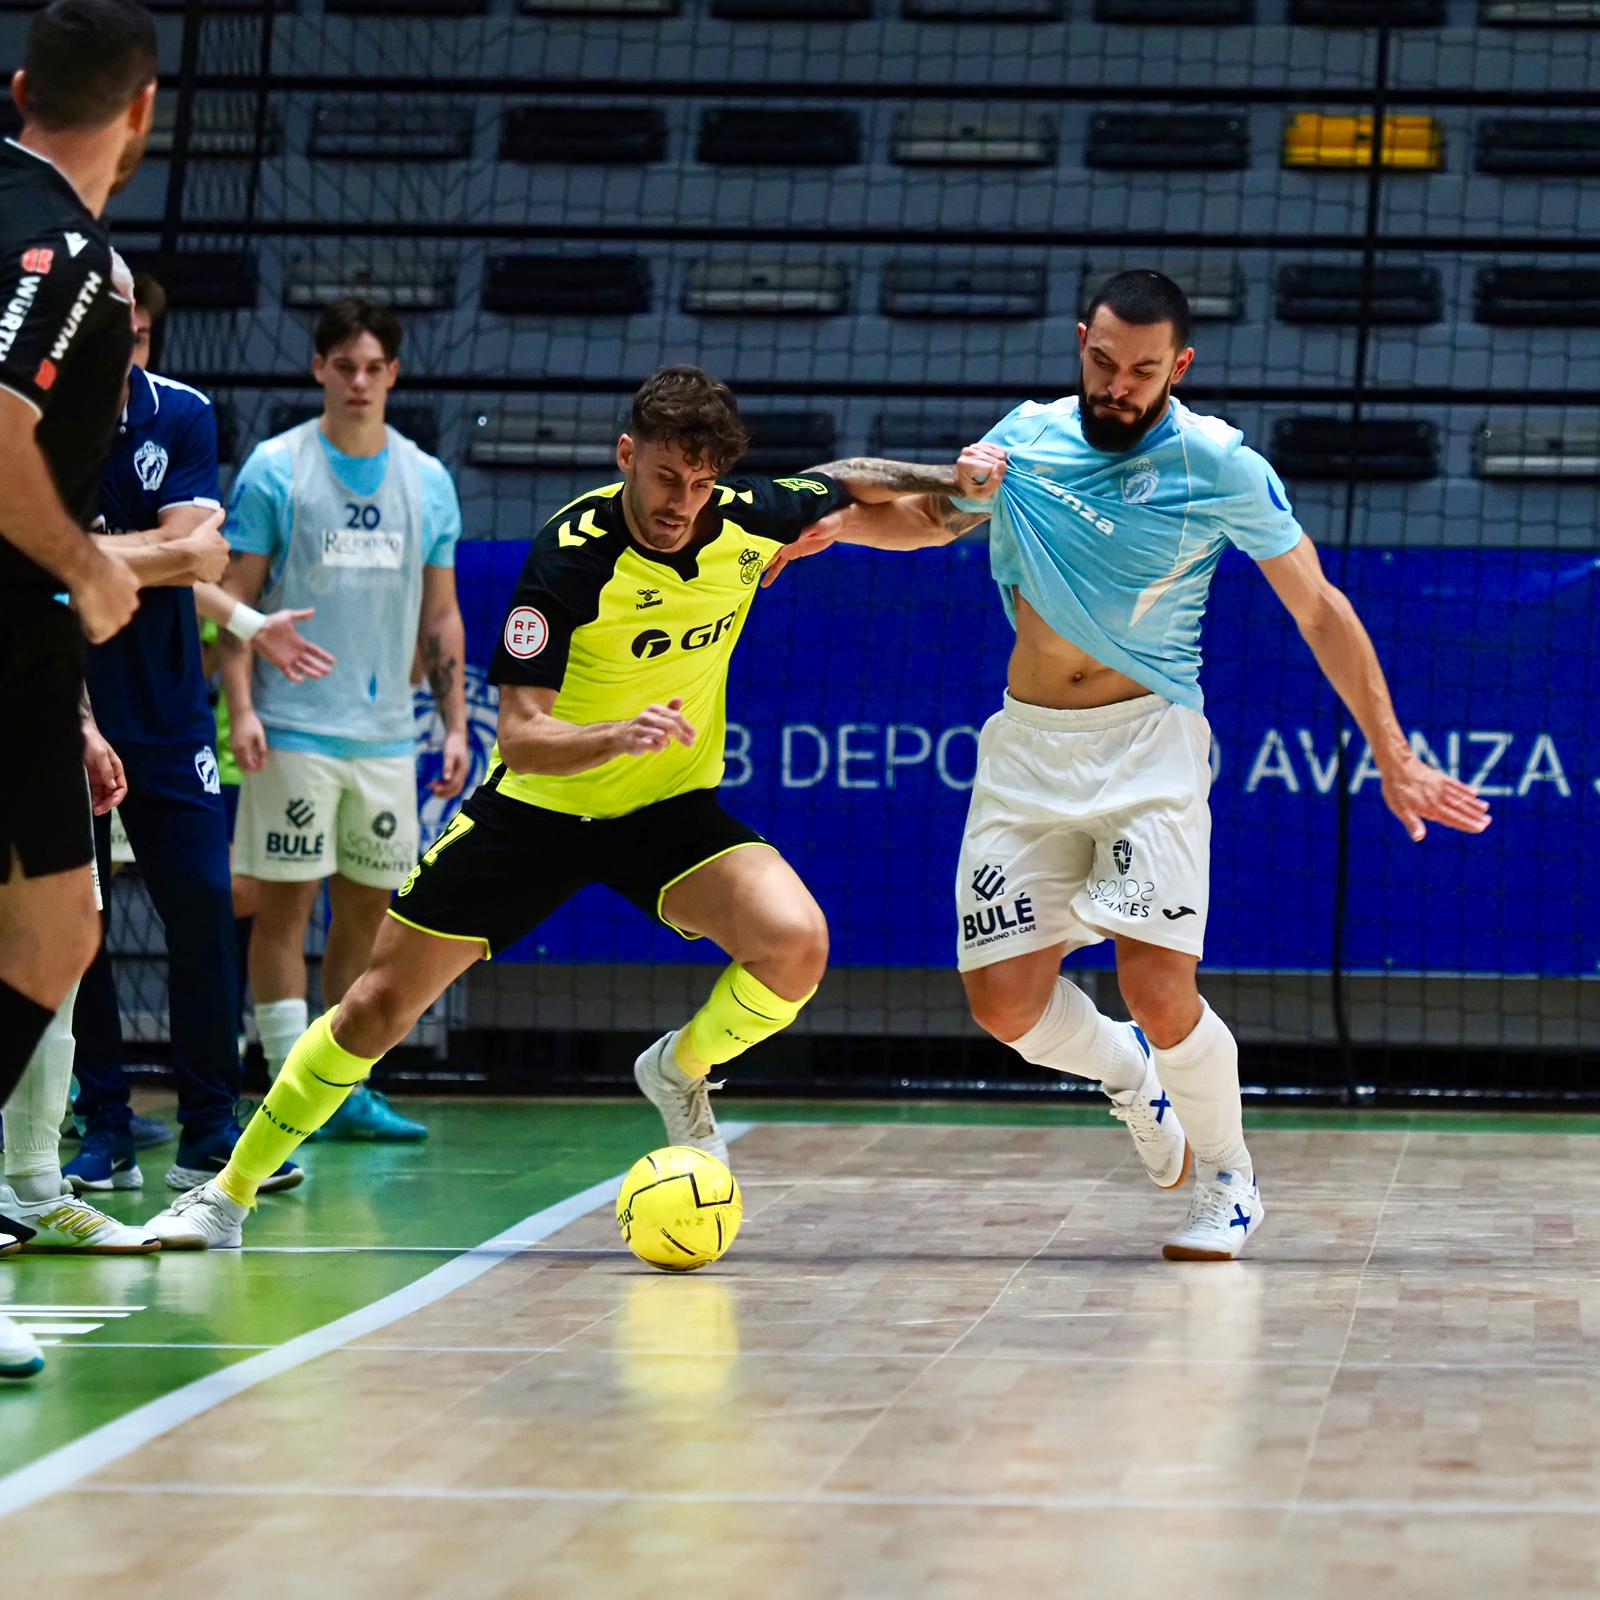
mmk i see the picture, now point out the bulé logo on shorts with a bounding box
[266,796,324,860]
[963,895,1036,945]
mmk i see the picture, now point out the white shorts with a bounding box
[234,747,421,890]
[955,692,1213,972]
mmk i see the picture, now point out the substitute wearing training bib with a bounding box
[392,471,850,956]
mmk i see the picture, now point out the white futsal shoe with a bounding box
[0,1182,160,1254]
[0,1308,44,1380]
[633,1030,730,1167]
[1163,1168,1265,1261]
[142,1180,248,1250]
[1105,1026,1192,1190]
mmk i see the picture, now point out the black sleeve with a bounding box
[720,474,854,545]
[0,230,117,415]
[488,521,615,690]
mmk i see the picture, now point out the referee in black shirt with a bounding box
[0,0,157,1130]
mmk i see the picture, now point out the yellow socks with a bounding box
[215,1009,378,1207]
[674,963,813,1077]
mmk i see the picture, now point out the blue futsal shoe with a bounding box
[130,1113,174,1150]
[165,1123,303,1195]
[311,1087,428,1142]
[63,1126,142,1193]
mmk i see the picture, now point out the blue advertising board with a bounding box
[413,539,1596,978]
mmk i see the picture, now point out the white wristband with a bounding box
[226,602,266,642]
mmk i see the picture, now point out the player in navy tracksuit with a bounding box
[66,295,321,1196]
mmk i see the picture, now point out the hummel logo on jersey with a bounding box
[972,863,1005,902]
[1162,906,1197,921]
[21,247,52,274]
[285,798,316,830]
[636,588,662,609]
[64,231,88,257]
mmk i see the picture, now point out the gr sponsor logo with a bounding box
[630,609,738,660]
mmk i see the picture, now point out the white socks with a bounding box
[1151,1001,1251,1177]
[1009,977,1149,1094]
[256,997,309,1081]
[2,981,78,1201]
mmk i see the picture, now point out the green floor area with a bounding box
[4,1095,1596,1477]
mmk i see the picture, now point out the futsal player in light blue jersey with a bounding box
[218,299,468,1142]
[766,270,1490,1259]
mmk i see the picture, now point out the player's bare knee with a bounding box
[335,974,412,1058]
[1119,980,1200,1051]
[963,977,1042,1045]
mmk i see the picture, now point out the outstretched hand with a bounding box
[1382,753,1492,842]
[759,514,841,590]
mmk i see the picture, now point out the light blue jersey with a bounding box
[952,395,1303,711]
[228,423,463,759]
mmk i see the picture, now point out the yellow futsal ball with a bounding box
[616,1146,742,1272]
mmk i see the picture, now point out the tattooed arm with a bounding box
[806,442,1006,506]
[760,443,1006,587]
[420,565,470,800]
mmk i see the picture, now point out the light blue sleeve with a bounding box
[225,444,293,560]
[1210,443,1304,561]
[948,403,1035,515]
[420,457,463,568]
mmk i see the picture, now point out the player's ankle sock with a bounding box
[1008,977,1148,1093]
[2,981,78,1200]
[1149,1001,1251,1177]
[217,1009,376,1205]
[0,977,58,1108]
[256,997,308,1081]
[674,964,814,1077]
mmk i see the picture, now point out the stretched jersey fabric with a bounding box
[87,367,222,746]
[227,420,463,758]
[489,473,850,819]
[0,137,132,591]
[951,395,1303,711]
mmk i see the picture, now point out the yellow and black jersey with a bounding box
[487,473,851,818]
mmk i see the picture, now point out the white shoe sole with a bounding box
[164,1164,303,1195]
[1154,1140,1194,1193]
[66,1165,142,1194]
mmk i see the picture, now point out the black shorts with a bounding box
[389,784,767,958]
[0,594,93,884]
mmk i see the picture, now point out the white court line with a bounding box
[30,1345,1598,1375]
[71,1480,1600,1520]
[0,1121,753,1522]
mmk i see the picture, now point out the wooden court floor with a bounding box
[3,1100,1599,1599]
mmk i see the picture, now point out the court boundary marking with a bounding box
[69,1480,1600,1520]
[0,1122,753,1522]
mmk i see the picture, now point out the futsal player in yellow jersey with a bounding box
[145,365,1002,1246]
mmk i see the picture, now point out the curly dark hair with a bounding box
[629,365,749,472]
